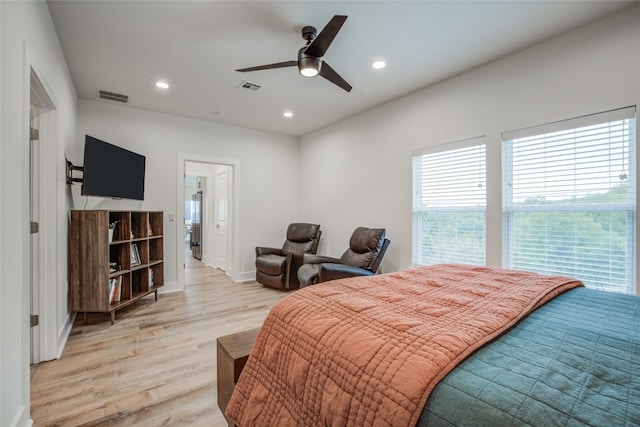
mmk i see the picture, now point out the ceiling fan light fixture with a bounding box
[300,66,319,77]
[298,54,322,78]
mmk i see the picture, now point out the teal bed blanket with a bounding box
[418,287,640,426]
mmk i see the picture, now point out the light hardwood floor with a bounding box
[30,248,289,426]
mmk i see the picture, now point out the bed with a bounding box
[225,264,640,426]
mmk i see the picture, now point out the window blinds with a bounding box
[412,138,486,266]
[502,106,636,293]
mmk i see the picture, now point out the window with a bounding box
[412,138,486,266]
[502,107,636,293]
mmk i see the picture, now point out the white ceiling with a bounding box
[47,1,634,137]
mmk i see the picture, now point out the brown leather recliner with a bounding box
[255,223,321,290]
[297,227,390,288]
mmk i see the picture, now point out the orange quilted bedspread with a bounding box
[226,264,582,426]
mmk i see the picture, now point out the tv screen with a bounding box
[82,135,146,200]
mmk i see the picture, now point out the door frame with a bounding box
[26,51,64,363]
[177,153,239,286]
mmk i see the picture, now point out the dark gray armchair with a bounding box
[297,227,390,287]
[255,223,321,290]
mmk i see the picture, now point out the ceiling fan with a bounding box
[236,15,352,92]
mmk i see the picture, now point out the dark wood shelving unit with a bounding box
[69,210,164,324]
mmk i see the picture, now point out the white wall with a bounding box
[1,1,77,426]
[299,4,640,276]
[75,99,299,287]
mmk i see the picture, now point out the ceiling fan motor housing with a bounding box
[298,47,322,77]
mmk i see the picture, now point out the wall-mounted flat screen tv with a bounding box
[82,135,146,200]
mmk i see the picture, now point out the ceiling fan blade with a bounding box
[304,15,347,58]
[319,61,352,92]
[236,60,297,72]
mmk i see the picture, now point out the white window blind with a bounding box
[412,138,486,266]
[502,106,636,293]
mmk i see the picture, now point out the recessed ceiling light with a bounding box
[155,81,169,89]
[283,111,293,118]
[372,60,386,69]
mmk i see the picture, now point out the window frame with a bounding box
[501,106,636,293]
[412,136,487,267]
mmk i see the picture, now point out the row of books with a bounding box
[109,276,122,304]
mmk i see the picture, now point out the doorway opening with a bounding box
[185,175,204,262]
[179,158,235,287]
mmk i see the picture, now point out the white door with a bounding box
[213,169,228,269]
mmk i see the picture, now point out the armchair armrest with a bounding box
[302,254,339,264]
[255,246,283,257]
[318,263,375,283]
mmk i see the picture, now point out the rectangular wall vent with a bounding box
[98,90,129,103]
[238,81,261,91]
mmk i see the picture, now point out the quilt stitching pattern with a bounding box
[226,264,582,426]
[420,288,640,426]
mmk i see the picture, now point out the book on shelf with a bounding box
[149,268,154,288]
[114,276,121,302]
[109,278,117,303]
[108,277,122,303]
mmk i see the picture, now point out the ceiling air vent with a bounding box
[98,90,129,103]
[238,81,261,91]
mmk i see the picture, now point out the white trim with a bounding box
[0,0,3,416]
[502,106,636,141]
[236,271,256,282]
[412,135,486,157]
[176,153,240,286]
[54,313,74,359]
[8,406,30,427]
[19,39,31,427]
[26,45,70,364]
[156,281,181,294]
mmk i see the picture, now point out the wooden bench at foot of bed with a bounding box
[216,328,260,426]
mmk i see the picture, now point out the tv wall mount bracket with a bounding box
[66,159,84,185]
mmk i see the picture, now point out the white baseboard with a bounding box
[55,312,75,359]
[10,405,31,427]
[157,281,182,294]
[236,271,256,282]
